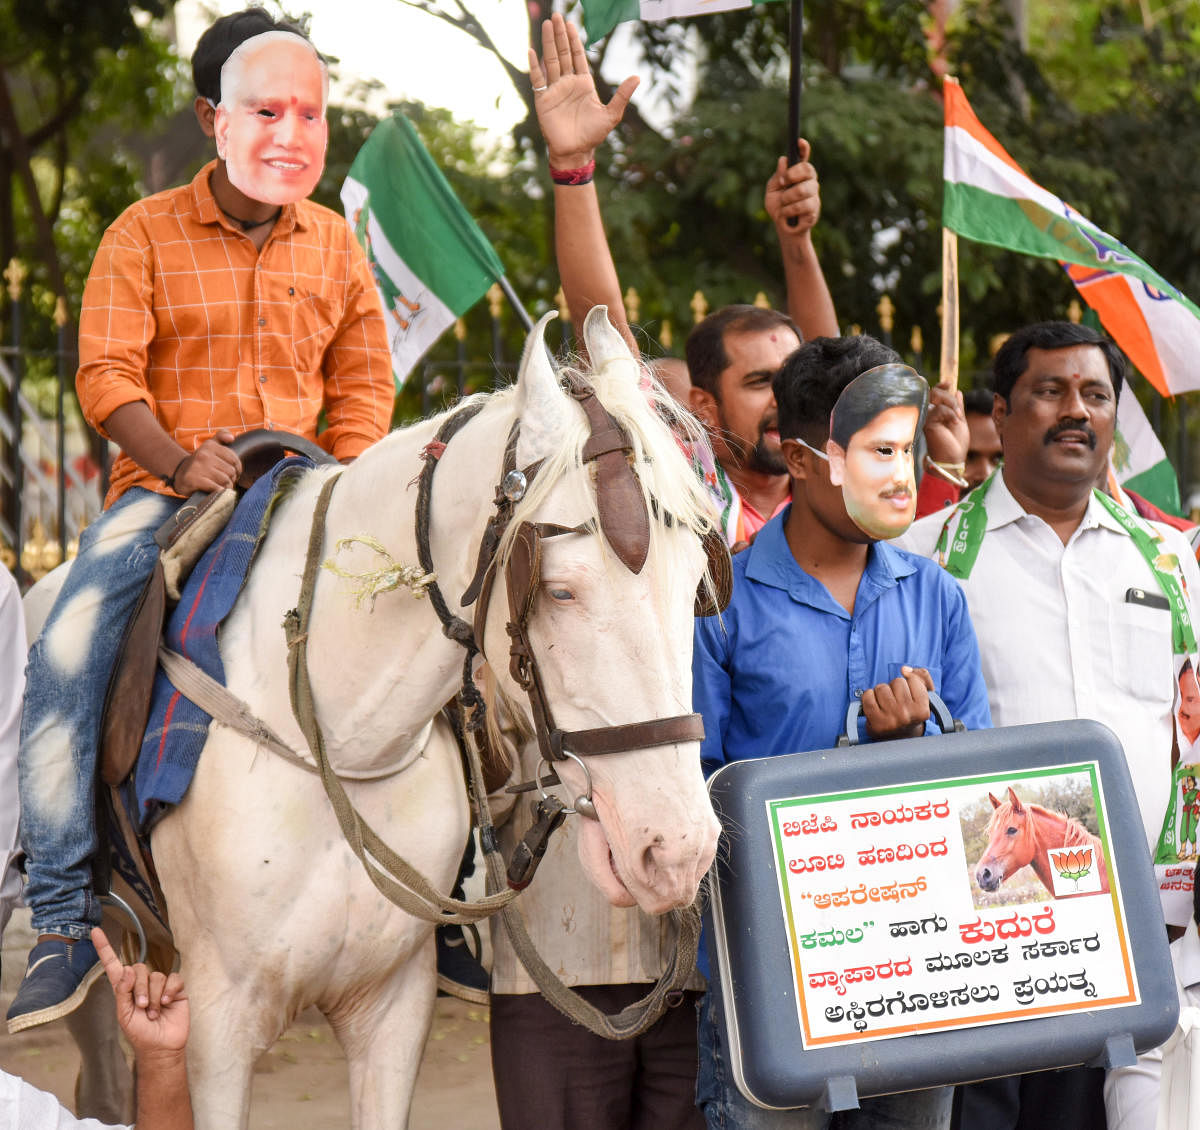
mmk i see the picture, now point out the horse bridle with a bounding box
[418,371,732,820]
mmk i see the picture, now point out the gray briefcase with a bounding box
[704,705,1179,1112]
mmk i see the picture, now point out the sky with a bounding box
[173,0,691,141]
[175,0,535,135]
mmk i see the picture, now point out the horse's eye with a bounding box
[547,586,575,602]
[1005,826,1017,835]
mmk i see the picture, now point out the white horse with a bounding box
[116,307,718,1128]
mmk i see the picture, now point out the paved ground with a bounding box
[0,910,502,1128]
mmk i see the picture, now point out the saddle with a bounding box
[91,430,337,955]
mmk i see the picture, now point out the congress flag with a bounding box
[579,0,784,43]
[943,79,1200,396]
[341,114,506,388]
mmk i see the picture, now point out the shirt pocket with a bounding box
[1108,600,1174,703]
[289,290,338,376]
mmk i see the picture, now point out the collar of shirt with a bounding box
[989,468,1127,540]
[187,159,306,238]
[742,505,917,620]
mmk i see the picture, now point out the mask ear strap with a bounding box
[792,436,830,462]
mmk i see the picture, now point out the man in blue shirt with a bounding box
[693,334,992,1130]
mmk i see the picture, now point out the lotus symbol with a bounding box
[1050,848,1093,891]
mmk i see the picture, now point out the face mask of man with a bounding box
[214,32,328,206]
[824,365,929,541]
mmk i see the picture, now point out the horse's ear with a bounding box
[582,305,640,383]
[515,311,571,467]
[1007,786,1023,813]
[989,792,1001,809]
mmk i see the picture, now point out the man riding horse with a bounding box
[7,16,393,1033]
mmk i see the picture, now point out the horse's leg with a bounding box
[67,974,133,1124]
[326,933,437,1130]
[174,941,265,1130]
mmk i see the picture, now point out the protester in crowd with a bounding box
[1106,861,1200,1130]
[6,14,393,1034]
[962,386,1003,490]
[897,320,1200,1130]
[692,333,991,1128]
[486,707,705,1130]
[3,927,192,1129]
[532,13,970,549]
[478,20,716,1126]
[528,14,834,542]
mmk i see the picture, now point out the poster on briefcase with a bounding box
[769,761,1138,1050]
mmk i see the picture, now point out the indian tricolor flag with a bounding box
[341,114,506,388]
[944,79,1200,397]
[580,0,783,42]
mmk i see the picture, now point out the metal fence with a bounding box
[0,260,103,588]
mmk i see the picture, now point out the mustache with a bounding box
[880,485,912,499]
[1043,419,1097,449]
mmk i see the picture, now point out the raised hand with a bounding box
[528,13,639,170]
[923,382,969,468]
[93,926,189,1055]
[765,139,822,237]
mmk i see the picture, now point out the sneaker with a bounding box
[6,936,104,1034]
[435,923,489,1005]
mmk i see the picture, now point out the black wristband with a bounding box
[162,455,188,491]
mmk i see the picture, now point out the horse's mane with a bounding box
[989,799,1098,847]
[491,355,720,604]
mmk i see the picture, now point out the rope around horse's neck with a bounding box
[284,471,519,925]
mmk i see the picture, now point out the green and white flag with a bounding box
[1111,385,1182,516]
[580,0,783,42]
[341,114,506,387]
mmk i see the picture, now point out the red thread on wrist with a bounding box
[550,159,596,186]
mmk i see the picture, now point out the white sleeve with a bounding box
[0,565,25,939]
[0,1069,130,1129]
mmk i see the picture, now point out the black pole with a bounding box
[785,0,804,227]
[498,275,534,333]
[9,284,22,586]
[55,301,67,564]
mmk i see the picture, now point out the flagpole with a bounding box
[785,0,804,228]
[940,229,959,392]
[939,76,960,393]
[498,275,534,333]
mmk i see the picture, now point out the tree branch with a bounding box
[0,62,71,310]
[25,84,85,151]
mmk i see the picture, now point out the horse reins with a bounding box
[280,371,727,1039]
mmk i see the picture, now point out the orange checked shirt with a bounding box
[77,161,393,506]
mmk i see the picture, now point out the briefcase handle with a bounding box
[836,691,965,747]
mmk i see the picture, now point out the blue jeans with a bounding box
[19,488,183,938]
[697,971,952,1130]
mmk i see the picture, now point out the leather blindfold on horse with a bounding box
[459,371,729,769]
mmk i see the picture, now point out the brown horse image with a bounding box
[974,786,1109,898]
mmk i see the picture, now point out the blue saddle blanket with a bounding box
[135,457,314,831]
